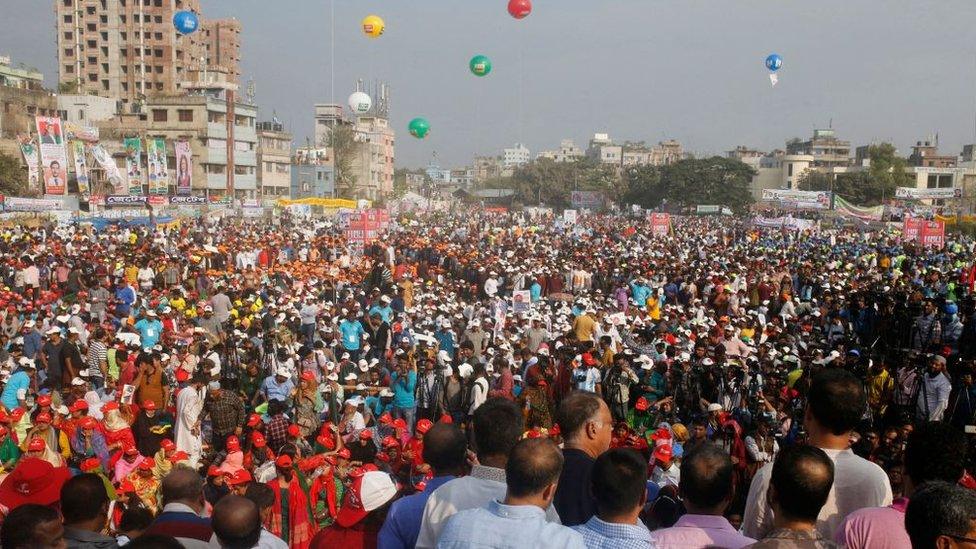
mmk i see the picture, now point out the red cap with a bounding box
[207,465,222,478]
[650,427,671,441]
[102,401,120,413]
[382,436,400,449]
[118,479,136,494]
[138,457,155,470]
[376,452,390,463]
[225,469,253,486]
[175,369,190,382]
[0,426,7,437]
[9,408,24,422]
[653,444,673,463]
[439,414,453,424]
[392,418,407,430]
[635,397,650,412]
[168,451,189,463]
[316,433,335,449]
[582,353,596,366]
[300,455,326,472]
[335,469,398,528]
[226,436,240,452]
[69,400,89,412]
[359,429,373,441]
[124,444,138,456]
[252,433,267,448]
[379,413,393,425]
[80,417,98,430]
[287,424,300,438]
[27,437,46,452]
[161,439,176,451]
[301,370,316,382]
[246,413,262,428]
[37,395,52,407]
[337,448,351,460]
[34,412,52,424]
[275,454,293,468]
[416,419,433,435]
[142,400,157,411]
[549,424,561,437]
[80,457,102,472]
[0,458,70,509]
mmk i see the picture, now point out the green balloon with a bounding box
[408,117,431,139]
[469,55,492,77]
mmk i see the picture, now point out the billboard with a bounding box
[123,137,144,195]
[34,116,67,195]
[175,141,192,196]
[895,187,962,200]
[70,141,90,195]
[761,189,832,210]
[147,138,169,195]
[571,190,604,209]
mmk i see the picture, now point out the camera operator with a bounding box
[602,352,639,422]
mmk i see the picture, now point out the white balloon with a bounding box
[348,92,372,114]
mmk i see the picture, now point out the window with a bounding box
[63,14,72,23]
[152,109,168,122]
[788,163,794,177]
[65,64,74,73]
[63,32,72,40]
[64,48,74,57]
[154,49,162,58]
[178,109,193,122]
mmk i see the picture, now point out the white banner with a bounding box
[761,189,832,209]
[895,187,962,200]
[3,197,65,212]
[91,144,125,194]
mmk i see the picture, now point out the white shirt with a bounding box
[917,372,952,421]
[742,447,892,541]
[416,465,560,549]
[484,278,499,297]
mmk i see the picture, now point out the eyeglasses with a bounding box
[944,534,976,545]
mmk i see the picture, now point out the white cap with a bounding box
[457,363,474,379]
[707,403,723,413]
[46,328,61,336]
[71,377,86,386]
[146,309,157,317]
[275,367,290,377]
[356,471,399,513]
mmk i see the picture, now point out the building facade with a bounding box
[200,18,241,85]
[908,140,957,168]
[0,57,57,152]
[536,139,583,162]
[256,120,292,199]
[55,0,208,105]
[785,129,851,169]
[291,164,335,199]
[503,143,530,168]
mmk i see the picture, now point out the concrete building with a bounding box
[200,18,241,85]
[0,57,58,153]
[473,155,502,183]
[536,139,583,162]
[586,133,621,165]
[503,143,530,168]
[291,164,335,199]
[785,129,851,169]
[256,120,292,199]
[908,139,957,168]
[727,146,766,168]
[58,94,118,125]
[93,72,256,198]
[55,0,208,106]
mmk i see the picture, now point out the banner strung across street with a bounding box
[18,136,40,192]
[175,141,193,196]
[147,138,169,195]
[70,141,90,195]
[761,189,832,209]
[90,144,125,194]
[833,195,883,222]
[34,116,67,195]
[895,187,962,200]
[124,137,144,195]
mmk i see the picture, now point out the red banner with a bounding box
[919,220,945,248]
[649,213,671,237]
[903,217,923,242]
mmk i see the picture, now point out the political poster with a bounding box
[123,137,144,195]
[70,141,90,195]
[649,213,671,237]
[919,220,946,248]
[147,138,169,195]
[34,116,67,195]
[18,136,40,192]
[833,196,884,222]
[571,190,604,209]
[512,290,531,313]
[3,196,64,212]
[895,187,962,200]
[902,217,924,242]
[64,122,99,143]
[563,209,578,223]
[174,141,193,196]
[761,189,832,210]
[90,144,125,194]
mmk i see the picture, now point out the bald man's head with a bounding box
[212,495,261,549]
[505,438,564,498]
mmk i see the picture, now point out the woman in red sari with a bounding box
[266,454,316,549]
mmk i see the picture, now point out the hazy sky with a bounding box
[4,0,976,167]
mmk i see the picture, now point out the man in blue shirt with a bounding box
[339,310,366,362]
[259,367,295,405]
[134,309,164,349]
[115,279,136,319]
[390,356,417,434]
[0,358,36,410]
[437,437,586,549]
[22,320,42,361]
[378,423,466,549]
[368,295,394,324]
[572,448,654,549]
[434,321,455,360]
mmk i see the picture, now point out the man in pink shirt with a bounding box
[651,443,756,549]
[836,422,967,549]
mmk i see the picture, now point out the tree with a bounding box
[798,142,910,205]
[0,152,30,196]
[656,157,756,212]
[622,165,663,208]
[326,125,358,198]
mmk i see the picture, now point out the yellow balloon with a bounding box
[362,15,385,38]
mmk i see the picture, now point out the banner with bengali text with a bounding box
[34,116,67,195]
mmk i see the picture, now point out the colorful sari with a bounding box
[267,475,316,549]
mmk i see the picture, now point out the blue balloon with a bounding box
[173,10,199,35]
[765,54,783,72]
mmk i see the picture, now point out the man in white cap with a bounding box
[40,327,65,391]
[0,357,36,410]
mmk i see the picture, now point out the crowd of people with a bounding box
[0,209,972,548]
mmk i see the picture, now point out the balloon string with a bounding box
[330,0,335,105]
[518,32,525,145]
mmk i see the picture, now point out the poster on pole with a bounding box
[147,138,169,195]
[34,116,67,195]
[649,213,671,237]
[70,141,90,195]
[512,290,531,313]
[174,141,193,196]
[18,135,41,192]
[123,137,144,195]
[91,144,125,194]
[919,220,946,248]
[563,209,578,223]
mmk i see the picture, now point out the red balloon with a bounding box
[508,0,532,19]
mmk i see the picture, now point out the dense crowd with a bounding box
[0,209,973,549]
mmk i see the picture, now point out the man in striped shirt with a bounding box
[86,327,109,391]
